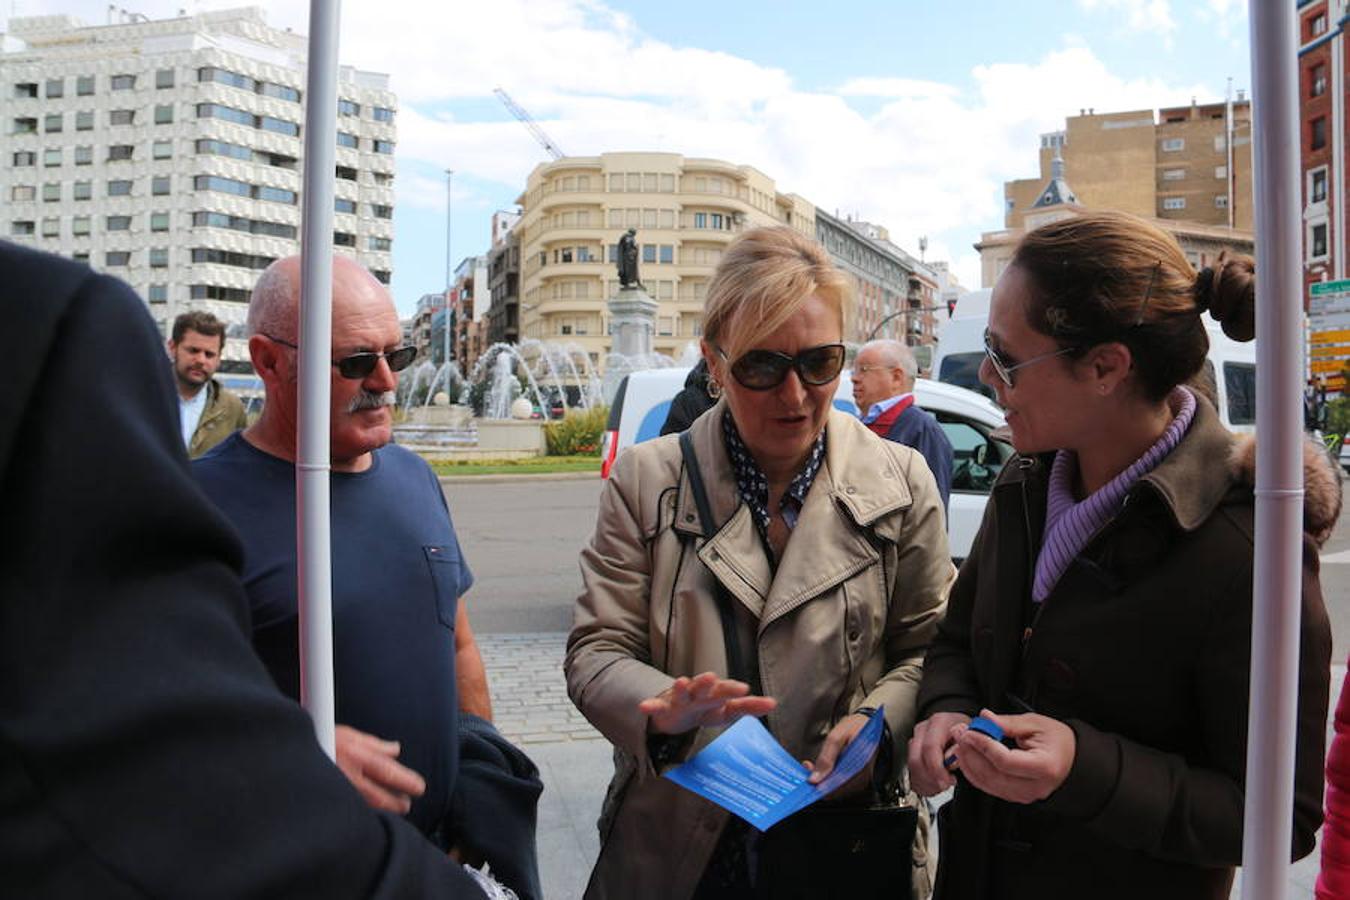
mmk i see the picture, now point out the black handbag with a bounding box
[678,432,918,900]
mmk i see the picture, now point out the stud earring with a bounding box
[707,379,722,400]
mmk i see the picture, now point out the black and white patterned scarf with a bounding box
[721,412,826,545]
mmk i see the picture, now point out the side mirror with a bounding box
[972,442,989,467]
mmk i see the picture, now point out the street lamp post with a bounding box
[444,169,454,401]
[865,304,948,342]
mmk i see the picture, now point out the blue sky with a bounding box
[6,0,1253,315]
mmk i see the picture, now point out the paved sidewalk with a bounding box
[479,633,1340,900]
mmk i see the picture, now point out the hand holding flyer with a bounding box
[662,706,886,830]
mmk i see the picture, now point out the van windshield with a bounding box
[1224,362,1256,426]
[939,352,995,401]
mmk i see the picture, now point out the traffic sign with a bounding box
[1310,279,1350,296]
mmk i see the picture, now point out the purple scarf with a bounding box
[1032,386,1197,603]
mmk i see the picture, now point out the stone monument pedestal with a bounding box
[608,286,658,359]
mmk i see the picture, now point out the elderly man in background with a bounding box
[193,255,538,898]
[167,310,249,458]
[851,339,953,512]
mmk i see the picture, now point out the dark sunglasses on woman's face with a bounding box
[265,335,418,379]
[719,342,846,391]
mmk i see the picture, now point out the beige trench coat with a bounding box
[565,403,954,900]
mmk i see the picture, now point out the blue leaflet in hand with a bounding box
[662,706,885,830]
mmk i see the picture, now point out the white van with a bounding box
[932,288,1256,433]
[600,368,1009,562]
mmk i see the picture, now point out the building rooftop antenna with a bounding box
[493,87,565,161]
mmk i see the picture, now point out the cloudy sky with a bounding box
[4,0,1253,314]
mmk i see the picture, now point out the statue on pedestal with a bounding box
[617,228,641,289]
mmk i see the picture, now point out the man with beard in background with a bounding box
[193,256,535,894]
[167,310,249,458]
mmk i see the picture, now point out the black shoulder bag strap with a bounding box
[678,431,759,693]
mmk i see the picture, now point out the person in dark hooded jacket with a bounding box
[659,358,717,436]
[908,210,1333,900]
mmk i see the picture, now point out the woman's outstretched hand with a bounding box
[638,671,776,735]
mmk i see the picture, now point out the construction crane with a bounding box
[493,87,566,160]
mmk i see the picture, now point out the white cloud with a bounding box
[1077,0,1177,40]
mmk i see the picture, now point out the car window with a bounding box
[936,411,1010,494]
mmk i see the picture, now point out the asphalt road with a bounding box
[449,473,1350,661]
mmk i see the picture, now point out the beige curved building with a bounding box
[515,152,815,368]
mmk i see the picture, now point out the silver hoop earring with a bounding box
[707,379,722,400]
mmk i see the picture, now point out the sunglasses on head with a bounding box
[982,328,1075,388]
[265,335,418,380]
[718,342,846,391]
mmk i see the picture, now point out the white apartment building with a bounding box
[0,7,397,371]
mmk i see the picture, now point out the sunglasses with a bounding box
[718,343,846,391]
[982,329,1075,388]
[265,335,418,380]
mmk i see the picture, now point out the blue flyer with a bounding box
[663,706,885,830]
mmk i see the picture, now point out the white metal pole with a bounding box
[445,169,454,397]
[1241,2,1305,897]
[296,0,341,760]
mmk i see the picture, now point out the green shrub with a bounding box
[544,405,608,456]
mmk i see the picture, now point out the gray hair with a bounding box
[860,339,917,380]
[246,258,300,341]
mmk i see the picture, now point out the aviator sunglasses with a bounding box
[264,335,418,380]
[981,328,1075,388]
[718,342,846,391]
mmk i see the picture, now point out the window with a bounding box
[76,75,94,95]
[1215,195,1229,209]
[338,99,360,116]
[372,270,391,285]
[42,183,60,202]
[259,116,299,137]
[333,231,356,247]
[373,172,393,186]
[577,246,593,262]
[194,174,250,198]
[259,82,300,102]
[337,131,358,148]
[694,212,707,228]
[106,215,132,231]
[196,103,253,127]
[45,78,63,99]
[1162,197,1186,210]
[609,174,623,192]
[336,165,357,181]
[153,140,173,159]
[152,175,171,196]
[105,251,130,267]
[1161,137,1184,152]
[13,151,35,166]
[258,185,297,204]
[73,181,91,200]
[1312,63,1328,97]
[110,109,135,126]
[1162,168,1185,181]
[373,106,394,122]
[72,216,90,235]
[335,198,357,214]
[190,284,252,303]
[72,252,89,263]
[190,248,276,270]
[193,211,296,239]
[14,82,37,98]
[110,74,136,91]
[369,236,392,251]
[196,138,252,162]
[1312,116,1328,150]
[711,213,724,229]
[198,66,255,91]
[1312,13,1328,37]
[642,244,657,264]
[75,110,94,131]
[372,140,394,154]
[154,104,174,124]
[150,212,170,232]
[10,185,34,201]
[149,248,169,268]
[43,148,61,167]
[1312,222,1329,259]
[108,144,134,161]
[148,284,168,302]
[155,68,175,89]
[44,114,62,133]
[13,117,37,134]
[12,221,35,236]
[1311,167,1329,204]
[107,180,133,197]
[1215,165,1228,179]
[371,204,393,219]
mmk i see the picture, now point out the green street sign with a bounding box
[1311,279,1350,296]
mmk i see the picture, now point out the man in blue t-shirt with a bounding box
[194,256,493,849]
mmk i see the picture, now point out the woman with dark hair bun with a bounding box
[908,209,1335,900]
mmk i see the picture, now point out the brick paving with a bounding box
[479,631,603,744]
